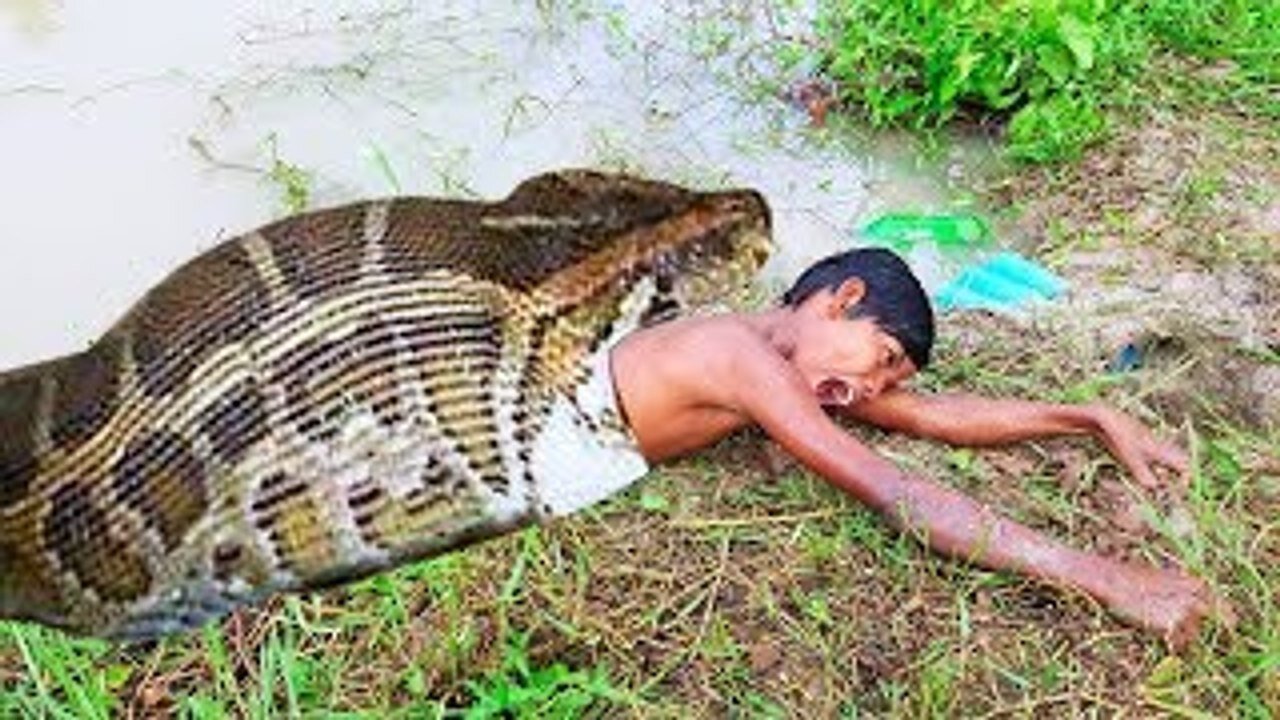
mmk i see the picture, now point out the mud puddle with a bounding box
[0,0,996,368]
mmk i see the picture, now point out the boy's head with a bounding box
[781,248,934,404]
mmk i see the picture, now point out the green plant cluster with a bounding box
[461,633,625,719]
[800,0,1279,162]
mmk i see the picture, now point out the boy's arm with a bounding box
[728,344,1209,646]
[843,390,1189,489]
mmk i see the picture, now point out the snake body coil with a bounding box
[0,170,772,639]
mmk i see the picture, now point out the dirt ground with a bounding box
[990,105,1279,430]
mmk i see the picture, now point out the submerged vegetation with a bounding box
[791,0,1279,162]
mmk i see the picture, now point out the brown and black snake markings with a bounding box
[0,169,774,639]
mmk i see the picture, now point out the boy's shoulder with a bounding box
[647,314,794,399]
[612,312,779,460]
[635,312,768,355]
[615,311,779,394]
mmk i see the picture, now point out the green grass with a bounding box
[787,0,1279,162]
[1,375,1276,715]
[461,632,628,719]
[0,540,634,718]
[265,133,313,215]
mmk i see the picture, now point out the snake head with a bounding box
[655,184,773,315]
[495,168,774,322]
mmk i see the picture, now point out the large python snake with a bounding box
[0,169,773,639]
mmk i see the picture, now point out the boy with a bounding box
[0,172,1211,644]
[612,248,1211,648]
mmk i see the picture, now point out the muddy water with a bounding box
[0,0,984,368]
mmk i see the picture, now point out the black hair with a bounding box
[781,247,935,370]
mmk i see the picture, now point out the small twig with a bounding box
[0,83,64,99]
[977,690,1121,718]
[187,136,265,176]
[634,536,732,696]
[693,536,731,641]
[668,508,840,530]
[1140,696,1220,720]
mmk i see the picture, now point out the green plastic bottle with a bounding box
[860,213,992,294]
[861,213,992,253]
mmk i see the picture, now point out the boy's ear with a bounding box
[829,278,867,317]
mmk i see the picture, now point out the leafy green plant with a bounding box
[807,0,1130,138]
[461,633,626,719]
[1005,90,1105,163]
[796,0,1278,162]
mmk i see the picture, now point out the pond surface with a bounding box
[0,0,985,368]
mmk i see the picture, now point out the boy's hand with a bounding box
[1096,563,1215,651]
[1091,407,1190,490]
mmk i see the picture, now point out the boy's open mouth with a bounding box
[816,377,860,406]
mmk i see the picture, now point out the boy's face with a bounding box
[790,280,918,407]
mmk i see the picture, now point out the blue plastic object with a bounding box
[1107,342,1145,373]
[935,251,1067,313]
[858,214,1067,316]
[983,251,1068,297]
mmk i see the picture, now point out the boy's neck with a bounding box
[741,307,799,359]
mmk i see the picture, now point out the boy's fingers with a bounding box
[1212,591,1240,631]
[1127,455,1161,489]
[1158,443,1191,474]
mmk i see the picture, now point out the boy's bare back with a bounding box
[612,314,762,461]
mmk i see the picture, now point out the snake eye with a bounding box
[752,244,769,267]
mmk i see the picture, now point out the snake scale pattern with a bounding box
[0,170,773,639]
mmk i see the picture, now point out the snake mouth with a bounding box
[671,211,774,310]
